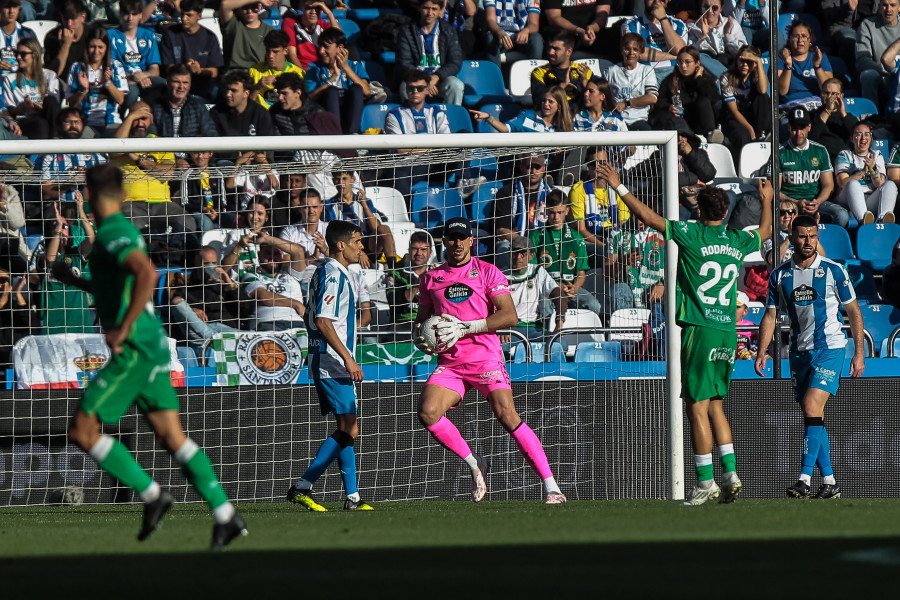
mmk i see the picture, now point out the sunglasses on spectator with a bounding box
[526,163,545,171]
[15,51,32,57]
[406,85,427,92]
[241,4,261,11]
[701,5,720,11]
[781,209,797,215]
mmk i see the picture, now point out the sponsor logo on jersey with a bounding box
[324,295,335,305]
[783,170,822,185]
[434,274,445,282]
[708,347,736,365]
[445,283,473,303]
[791,284,817,304]
[566,252,577,270]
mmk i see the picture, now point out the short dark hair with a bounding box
[318,27,347,48]
[549,29,577,50]
[791,214,818,233]
[58,0,86,20]
[696,187,731,221]
[274,72,304,94]
[222,69,254,91]
[404,69,431,85]
[621,32,645,51]
[546,189,568,208]
[0,0,22,8]
[179,0,203,14]
[298,188,321,203]
[167,63,191,80]
[57,107,83,126]
[85,164,123,200]
[419,0,443,7]
[263,29,290,50]
[409,231,431,247]
[326,220,361,251]
[119,0,142,14]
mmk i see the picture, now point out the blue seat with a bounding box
[360,102,399,132]
[879,336,900,358]
[574,341,622,363]
[873,138,893,158]
[476,102,522,133]
[843,97,878,119]
[511,341,565,363]
[363,60,388,87]
[817,224,855,261]
[858,304,900,355]
[745,305,766,325]
[844,263,880,305]
[470,181,503,228]
[336,18,360,44]
[350,8,403,21]
[458,60,511,107]
[433,103,473,132]
[176,346,200,369]
[410,186,465,230]
[856,223,900,272]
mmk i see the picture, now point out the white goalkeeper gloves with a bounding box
[433,314,488,351]
[413,321,438,355]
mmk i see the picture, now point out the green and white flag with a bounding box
[212,329,308,386]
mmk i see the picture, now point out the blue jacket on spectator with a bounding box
[395,19,463,82]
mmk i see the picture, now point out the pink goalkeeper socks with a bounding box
[426,416,474,460]
[511,422,554,479]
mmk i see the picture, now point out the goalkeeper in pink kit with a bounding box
[414,217,566,504]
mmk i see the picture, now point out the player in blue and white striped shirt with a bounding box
[755,214,866,500]
[287,220,374,512]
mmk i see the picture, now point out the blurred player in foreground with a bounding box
[413,217,566,504]
[598,162,773,506]
[58,164,246,549]
[286,220,374,511]
[755,215,865,499]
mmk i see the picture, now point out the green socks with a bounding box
[719,443,736,473]
[695,453,714,482]
[90,435,153,494]
[175,439,229,510]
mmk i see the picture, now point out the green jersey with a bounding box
[665,220,760,332]
[529,224,589,283]
[779,140,833,201]
[607,227,665,308]
[33,224,94,335]
[90,212,168,363]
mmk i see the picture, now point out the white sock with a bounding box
[139,481,161,503]
[543,476,560,495]
[823,475,836,485]
[462,453,478,472]
[173,438,199,465]
[213,502,235,524]
[718,443,735,457]
[88,435,115,463]
[799,473,811,485]
[347,492,360,503]
[294,478,313,491]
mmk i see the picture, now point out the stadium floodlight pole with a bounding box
[768,0,783,379]
[663,132,684,501]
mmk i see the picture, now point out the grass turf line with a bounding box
[3,500,900,596]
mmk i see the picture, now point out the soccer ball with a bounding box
[418,315,445,354]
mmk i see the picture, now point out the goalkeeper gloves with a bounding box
[433,314,488,351]
[413,321,438,355]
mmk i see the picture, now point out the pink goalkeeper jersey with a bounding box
[419,257,510,365]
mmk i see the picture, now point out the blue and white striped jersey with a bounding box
[66,61,129,127]
[767,254,857,351]
[384,104,450,135]
[307,257,356,379]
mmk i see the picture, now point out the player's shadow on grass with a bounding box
[6,537,900,597]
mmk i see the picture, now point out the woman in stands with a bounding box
[650,46,723,142]
[65,25,128,137]
[0,38,61,140]
[719,45,771,156]
[776,20,833,110]
[834,121,897,225]
[220,196,273,279]
[469,85,573,133]
[573,76,628,133]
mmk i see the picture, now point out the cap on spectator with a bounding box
[511,236,533,253]
[673,121,701,145]
[788,106,811,129]
[736,291,750,308]
[444,217,472,239]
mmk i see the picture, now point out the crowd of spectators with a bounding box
[3,0,900,369]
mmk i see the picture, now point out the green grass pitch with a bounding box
[3,499,900,597]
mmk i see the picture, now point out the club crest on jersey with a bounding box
[811,157,819,167]
[469,267,479,278]
[445,283,473,303]
[815,267,825,278]
[791,284,817,304]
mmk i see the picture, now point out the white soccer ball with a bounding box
[418,314,445,353]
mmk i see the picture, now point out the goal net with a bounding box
[0,129,682,506]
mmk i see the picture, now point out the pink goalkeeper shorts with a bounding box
[425,359,512,400]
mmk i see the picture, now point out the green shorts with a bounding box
[681,325,736,403]
[80,342,179,424]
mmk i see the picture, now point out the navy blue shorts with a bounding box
[313,377,358,415]
[789,348,844,403]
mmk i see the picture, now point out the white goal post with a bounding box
[0,130,684,503]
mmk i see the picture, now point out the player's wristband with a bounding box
[660,16,670,24]
[615,184,630,197]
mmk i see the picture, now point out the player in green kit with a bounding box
[597,162,773,506]
[55,164,247,549]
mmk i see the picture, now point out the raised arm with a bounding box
[597,163,666,233]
